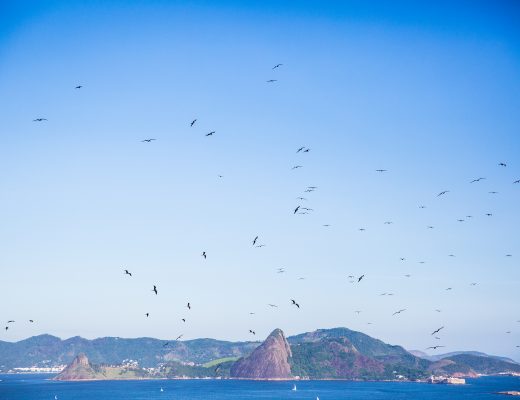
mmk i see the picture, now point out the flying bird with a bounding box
[7,320,14,323]
[272,63,283,69]
[145,313,150,317]
[190,119,197,127]
[29,320,34,323]
[75,85,82,89]
[141,139,156,142]
[187,303,191,310]
[252,236,258,246]
[176,334,183,340]
[393,309,406,316]
[358,275,365,282]
[294,206,301,214]
[249,330,256,335]
[375,169,387,172]
[296,147,305,153]
[292,165,303,169]
[33,118,47,122]
[291,299,300,308]
[426,345,445,350]
[514,180,520,184]
[499,162,507,167]
[181,318,186,322]
[163,342,169,347]
[431,326,444,335]
[470,177,485,183]
[266,79,277,83]
[124,269,132,277]
[202,251,207,259]
[268,304,278,308]
[152,285,158,295]
[205,131,215,136]
[437,191,449,197]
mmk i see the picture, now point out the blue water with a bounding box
[1,374,519,400]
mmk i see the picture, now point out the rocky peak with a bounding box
[54,353,97,381]
[230,328,292,379]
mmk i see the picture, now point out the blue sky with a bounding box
[0,0,519,359]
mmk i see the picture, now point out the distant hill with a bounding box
[3,328,519,380]
[428,353,520,377]
[0,334,258,371]
[410,350,518,365]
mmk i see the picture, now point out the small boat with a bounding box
[160,387,164,392]
[292,384,297,391]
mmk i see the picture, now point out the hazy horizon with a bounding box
[1,1,519,360]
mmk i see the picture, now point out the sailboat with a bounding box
[292,384,297,391]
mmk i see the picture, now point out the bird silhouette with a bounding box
[393,309,406,316]
[141,139,156,142]
[145,313,150,317]
[190,119,197,127]
[249,330,256,335]
[358,275,365,282]
[375,169,387,172]
[252,236,258,246]
[499,162,507,167]
[426,345,445,350]
[124,269,132,277]
[163,342,169,347]
[514,179,520,184]
[294,206,301,214]
[202,251,207,259]
[152,285,158,295]
[292,165,303,169]
[33,118,47,122]
[437,191,449,196]
[266,79,277,83]
[176,334,183,340]
[205,131,215,136]
[75,85,83,89]
[272,63,283,69]
[187,302,191,310]
[470,177,485,183]
[291,299,300,308]
[181,318,186,322]
[268,304,278,308]
[431,326,444,335]
[29,320,34,323]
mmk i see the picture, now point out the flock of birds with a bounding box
[5,62,520,356]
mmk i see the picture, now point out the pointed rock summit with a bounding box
[230,328,292,379]
[54,353,98,380]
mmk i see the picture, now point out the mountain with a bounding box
[410,350,519,365]
[288,328,429,380]
[0,334,258,371]
[230,329,292,379]
[428,354,520,377]
[3,328,519,380]
[54,353,101,380]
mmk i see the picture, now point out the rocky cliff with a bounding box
[230,328,292,379]
[54,353,99,380]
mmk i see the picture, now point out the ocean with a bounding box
[1,374,519,400]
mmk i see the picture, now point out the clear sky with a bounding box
[0,0,519,360]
